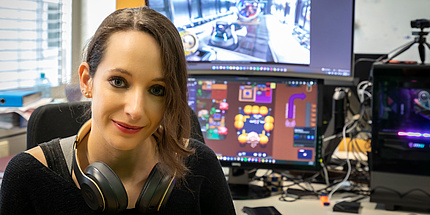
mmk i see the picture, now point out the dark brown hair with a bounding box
[84,7,193,179]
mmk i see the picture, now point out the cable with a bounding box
[328,115,359,201]
[357,81,372,104]
[352,139,368,166]
[323,134,340,142]
[354,58,378,65]
[320,162,330,186]
[375,41,414,62]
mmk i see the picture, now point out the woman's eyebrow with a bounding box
[109,68,132,77]
[152,77,166,82]
[109,68,165,82]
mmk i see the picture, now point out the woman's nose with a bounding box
[124,91,144,120]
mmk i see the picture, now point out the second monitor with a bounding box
[187,75,323,173]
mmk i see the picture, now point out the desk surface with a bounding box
[231,171,430,215]
[234,194,430,215]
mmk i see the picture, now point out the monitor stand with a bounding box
[227,167,271,200]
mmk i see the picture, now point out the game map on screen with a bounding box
[188,76,320,166]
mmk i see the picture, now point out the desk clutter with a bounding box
[0,94,52,129]
[231,63,430,215]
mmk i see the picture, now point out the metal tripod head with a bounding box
[385,19,430,64]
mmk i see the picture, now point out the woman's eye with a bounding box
[108,77,128,88]
[150,85,166,96]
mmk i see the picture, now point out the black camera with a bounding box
[411,19,430,29]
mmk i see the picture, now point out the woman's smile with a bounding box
[112,120,144,134]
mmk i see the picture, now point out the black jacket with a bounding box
[0,138,235,214]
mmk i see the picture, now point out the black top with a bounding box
[0,138,235,215]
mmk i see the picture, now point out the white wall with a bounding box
[70,0,116,84]
[81,0,116,48]
[354,0,430,63]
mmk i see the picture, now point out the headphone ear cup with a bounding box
[77,172,105,212]
[73,150,105,212]
[84,161,128,213]
[136,163,175,214]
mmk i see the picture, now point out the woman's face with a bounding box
[81,30,165,151]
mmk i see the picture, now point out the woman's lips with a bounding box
[113,120,143,134]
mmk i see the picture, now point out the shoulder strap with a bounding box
[39,138,74,183]
[60,135,76,175]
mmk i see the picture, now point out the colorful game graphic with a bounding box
[180,30,199,56]
[298,149,313,159]
[236,0,261,22]
[239,83,273,103]
[235,83,274,148]
[194,81,229,140]
[285,93,305,127]
[235,105,273,148]
[285,93,317,128]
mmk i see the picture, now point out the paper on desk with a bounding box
[0,98,52,120]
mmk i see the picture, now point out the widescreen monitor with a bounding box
[187,75,323,171]
[148,0,355,81]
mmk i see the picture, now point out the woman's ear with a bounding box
[79,62,93,98]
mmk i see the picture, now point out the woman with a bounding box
[0,7,235,214]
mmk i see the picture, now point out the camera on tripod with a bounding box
[411,19,430,29]
[385,18,430,64]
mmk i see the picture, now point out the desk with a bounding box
[0,128,26,156]
[234,194,430,215]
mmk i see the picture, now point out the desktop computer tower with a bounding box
[370,63,430,210]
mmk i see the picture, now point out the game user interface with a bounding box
[175,0,310,65]
[187,76,320,167]
[148,0,354,78]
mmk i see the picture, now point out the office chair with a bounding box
[26,101,205,149]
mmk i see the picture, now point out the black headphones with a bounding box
[72,120,175,214]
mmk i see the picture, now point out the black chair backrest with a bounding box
[26,102,204,149]
[26,102,91,149]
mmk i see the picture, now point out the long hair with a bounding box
[84,7,193,180]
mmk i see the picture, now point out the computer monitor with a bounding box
[148,0,355,81]
[187,74,323,198]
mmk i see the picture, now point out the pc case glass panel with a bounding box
[371,64,430,176]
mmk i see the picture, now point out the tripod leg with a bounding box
[419,43,425,64]
[424,42,430,64]
[386,40,416,63]
[421,42,430,64]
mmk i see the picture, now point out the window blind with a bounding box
[0,0,71,91]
